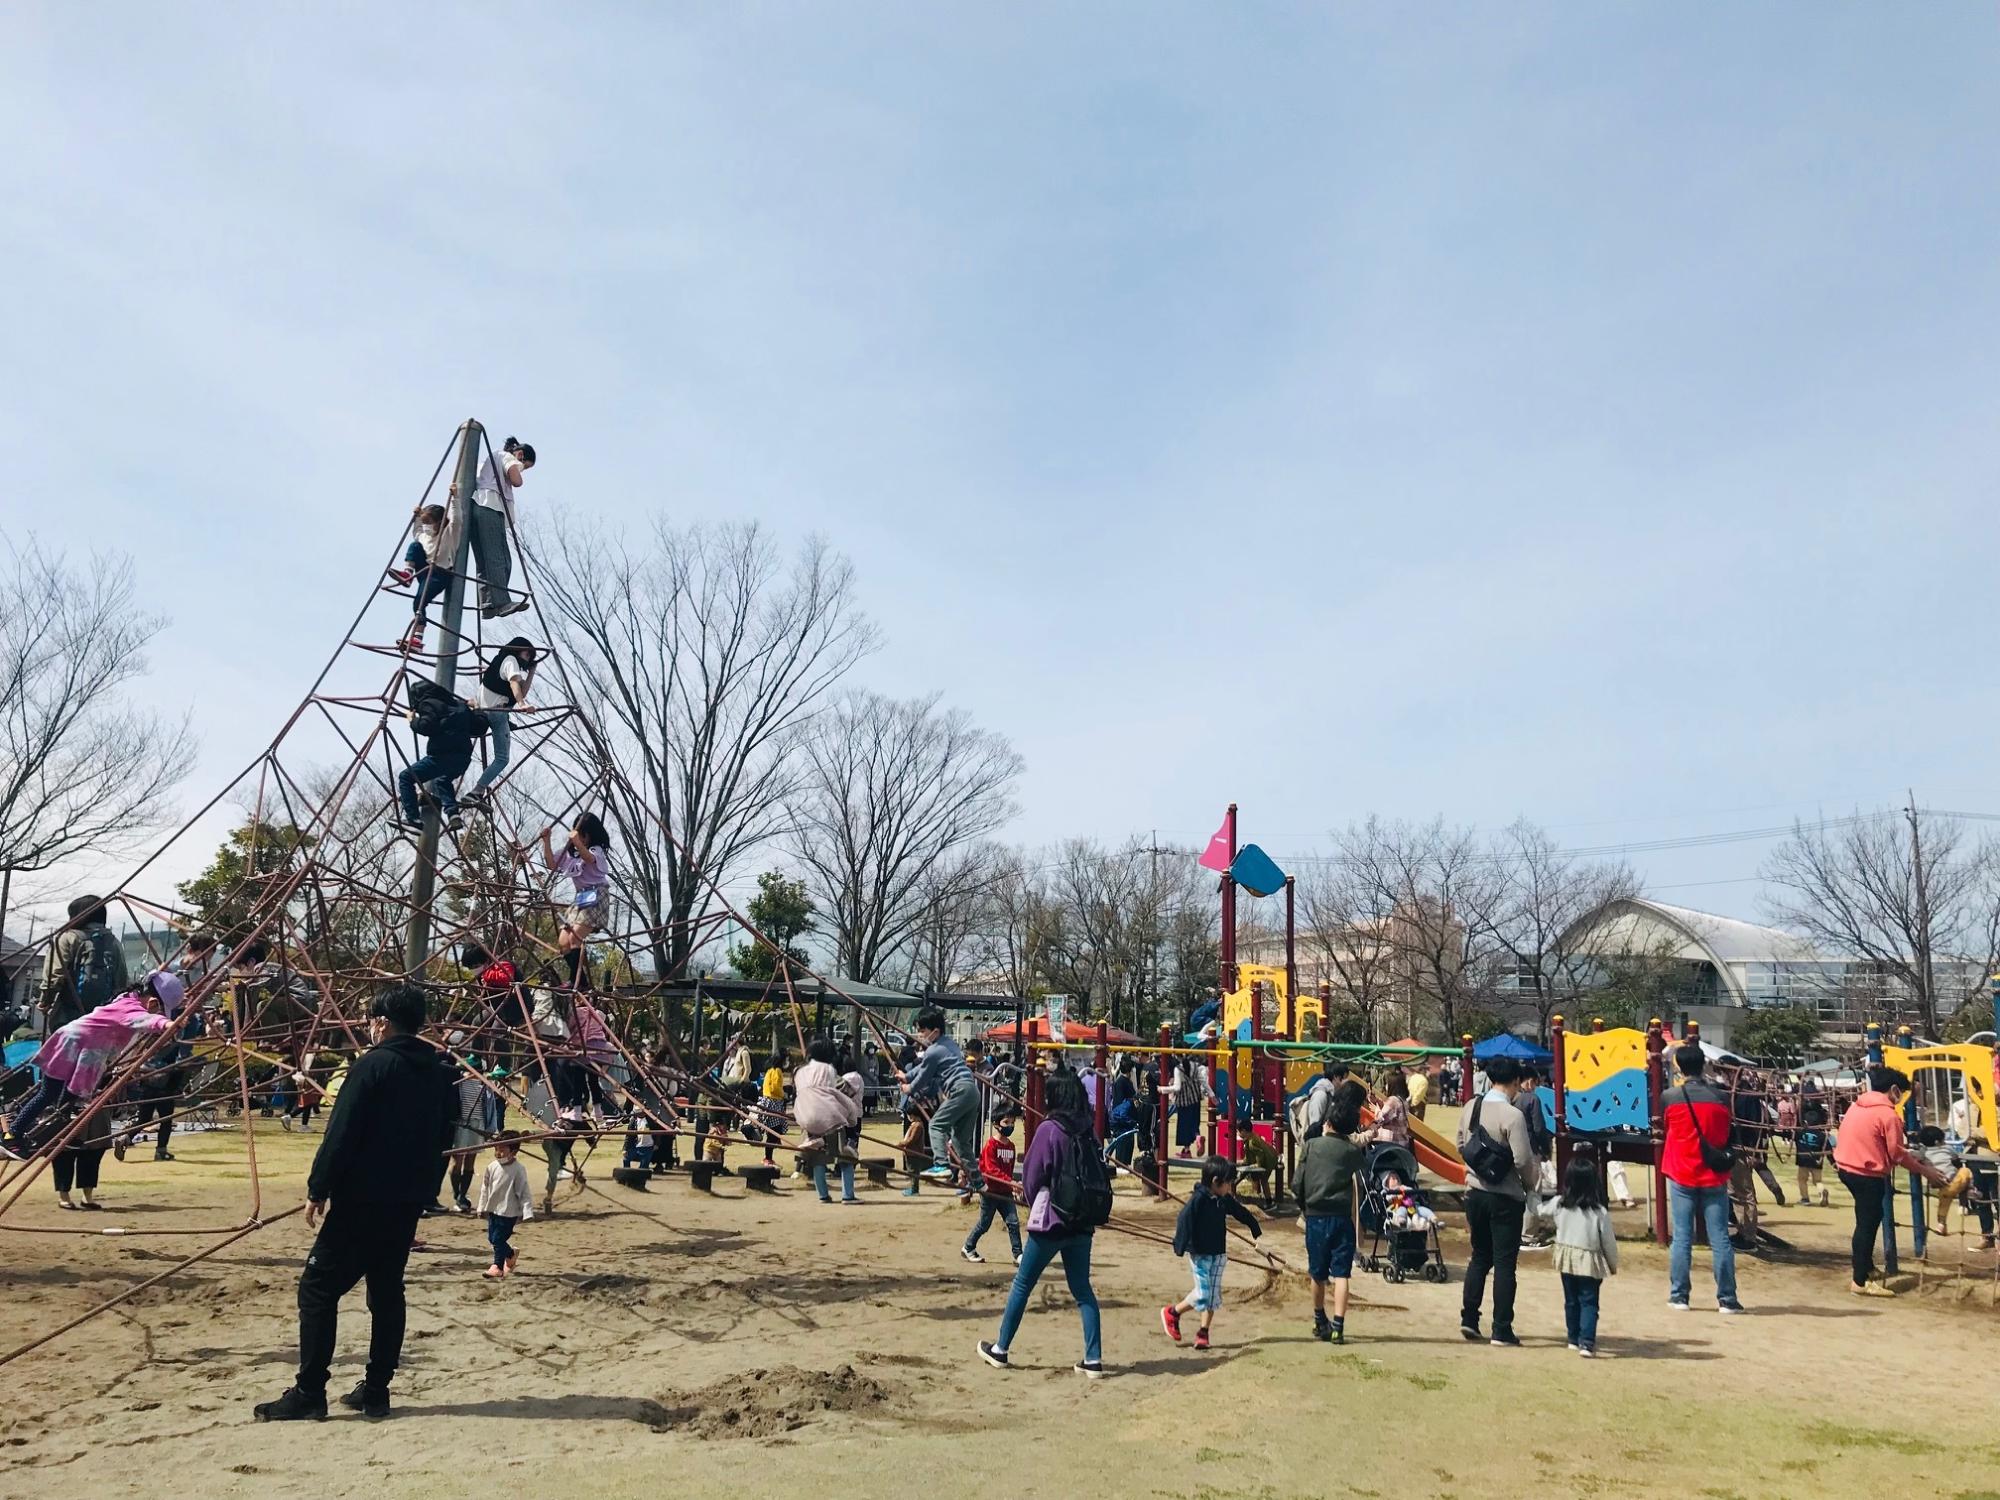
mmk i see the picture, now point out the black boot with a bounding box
[338,1380,390,1419]
[253,1386,327,1422]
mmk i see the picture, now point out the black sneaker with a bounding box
[1459,1320,1482,1342]
[339,1381,390,1420]
[1489,1330,1521,1347]
[253,1386,327,1422]
[1313,1318,1333,1343]
[1717,1299,1747,1315]
[976,1341,1009,1369]
[1329,1323,1345,1345]
[153,1151,176,1162]
[1073,1361,1106,1380]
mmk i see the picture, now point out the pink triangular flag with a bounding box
[1197,811,1233,872]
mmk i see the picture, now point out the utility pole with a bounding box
[1906,791,1934,1034]
[404,419,485,974]
[1141,830,1171,1034]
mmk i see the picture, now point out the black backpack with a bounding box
[1048,1125,1114,1230]
[1676,1087,1736,1175]
[405,675,459,737]
[1462,1098,1516,1188]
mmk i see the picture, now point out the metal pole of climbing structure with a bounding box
[405,418,485,974]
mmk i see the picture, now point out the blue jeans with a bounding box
[397,756,465,819]
[1560,1272,1601,1349]
[486,1213,517,1269]
[966,1197,1022,1258]
[469,709,511,795]
[1668,1181,1737,1304]
[996,1230,1100,1362]
[814,1157,857,1202]
[406,542,450,619]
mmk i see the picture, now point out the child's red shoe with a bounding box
[1194,1329,1210,1351]
[388,568,414,586]
[1160,1305,1181,1343]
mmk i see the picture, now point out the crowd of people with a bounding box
[6,875,1995,1414]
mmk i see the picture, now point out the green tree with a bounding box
[176,818,313,934]
[728,871,816,981]
[1456,1008,1509,1043]
[1731,1004,1823,1061]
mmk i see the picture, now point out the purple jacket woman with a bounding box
[978,1070,1104,1376]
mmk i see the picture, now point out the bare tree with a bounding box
[1763,808,1998,1037]
[790,691,1022,983]
[1300,838,1404,1039]
[1470,819,1639,1041]
[535,518,879,980]
[1334,816,1502,1041]
[890,842,1002,995]
[0,537,196,936]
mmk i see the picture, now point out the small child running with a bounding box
[477,1138,534,1279]
[1164,1156,1263,1350]
[961,1111,1023,1265]
[1551,1149,1618,1357]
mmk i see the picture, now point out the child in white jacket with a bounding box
[477,1139,535,1279]
[1551,1150,1618,1358]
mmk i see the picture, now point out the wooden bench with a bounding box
[860,1157,896,1188]
[739,1164,781,1193]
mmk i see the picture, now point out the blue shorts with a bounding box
[1187,1253,1228,1311]
[1305,1212,1356,1282]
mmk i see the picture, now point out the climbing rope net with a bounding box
[0,420,1274,1369]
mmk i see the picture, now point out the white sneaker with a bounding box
[961,1246,984,1264]
[1073,1361,1106,1380]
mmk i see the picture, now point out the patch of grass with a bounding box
[1193,1449,1243,1465]
[1328,1353,1391,1382]
[1405,1371,1448,1391]
[1802,1421,1940,1456]
[1778,1460,1820,1474]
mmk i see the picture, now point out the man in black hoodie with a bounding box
[255,984,455,1422]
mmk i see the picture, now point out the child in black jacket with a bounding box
[393,681,487,833]
[1163,1156,1263,1350]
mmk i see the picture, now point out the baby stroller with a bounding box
[1358,1142,1447,1284]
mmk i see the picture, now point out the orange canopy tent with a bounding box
[1380,1038,1430,1062]
[982,1017,1145,1048]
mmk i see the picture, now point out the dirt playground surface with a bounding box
[4,1120,2000,1500]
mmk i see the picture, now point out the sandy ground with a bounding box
[3,1116,2000,1500]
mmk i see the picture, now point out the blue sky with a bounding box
[5,4,1997,928]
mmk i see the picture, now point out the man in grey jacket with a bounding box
[1456,1055,1538,1346]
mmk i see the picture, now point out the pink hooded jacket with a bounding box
[31,990,175,1095]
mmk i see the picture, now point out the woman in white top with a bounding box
[463,637,538,804]
[467,435,535,619]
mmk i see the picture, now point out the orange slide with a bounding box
[1359,1101,1467,1185]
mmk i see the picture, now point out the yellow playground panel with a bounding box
[1221,964,1322,1089]
[1882,1043,1997,1151]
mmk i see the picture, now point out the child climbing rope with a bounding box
[462,637,538,807]
[393,677,488,834]
[388,503,455,653]
[540,814,611,986]
[464,435,535,620]
[2,971,183,1156]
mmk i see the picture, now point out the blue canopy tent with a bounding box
[1472,1033,1552,1067]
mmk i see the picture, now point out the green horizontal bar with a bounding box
[1232,1039,1464,1058]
